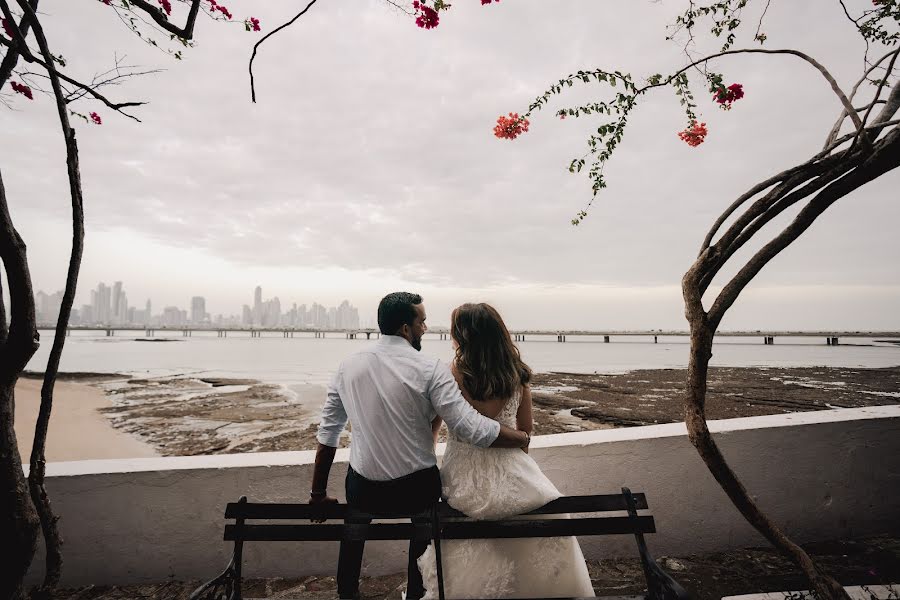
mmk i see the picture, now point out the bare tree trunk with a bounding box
[0,168,41,600]
[13,0,86,591]
[680,128,900,600]
[27,129,82,596]
[681,286,850,600]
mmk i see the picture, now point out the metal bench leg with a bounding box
[189,496,247,600]
[622,487,691,600]
[431,504,446,600]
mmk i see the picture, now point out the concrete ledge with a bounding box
[27,406,900,586]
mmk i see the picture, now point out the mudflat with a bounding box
[50,365,899,458]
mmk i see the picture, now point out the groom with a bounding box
[310,292,531,600]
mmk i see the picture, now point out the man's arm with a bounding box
[429,362,529,450]
[310,372,347,519]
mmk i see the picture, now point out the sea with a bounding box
[27,330,900,387]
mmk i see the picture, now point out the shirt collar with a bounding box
[379,334,413,349]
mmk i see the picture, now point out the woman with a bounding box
[418,303,594,599]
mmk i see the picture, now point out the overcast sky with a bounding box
[1,0,898,330]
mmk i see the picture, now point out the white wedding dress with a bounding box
[417,389,595,599]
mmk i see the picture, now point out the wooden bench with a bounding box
[190,487,690,600]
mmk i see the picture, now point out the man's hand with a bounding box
[491,424,531,448]
[309,493,339,523]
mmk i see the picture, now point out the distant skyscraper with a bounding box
[191,296,207,324]
[111,281,123,324]
[242,304,252,326]
[92,282,111,324]
[162,306,184,327]
[253,286,263,325]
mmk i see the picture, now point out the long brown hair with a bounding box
[451,303,532,401]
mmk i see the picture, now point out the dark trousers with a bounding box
[337,465,442,600]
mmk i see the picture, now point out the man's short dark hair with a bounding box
[378,292,422,335]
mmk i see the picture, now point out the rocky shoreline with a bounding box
[29,365,900,457]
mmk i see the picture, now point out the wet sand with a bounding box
[14,376,159,461]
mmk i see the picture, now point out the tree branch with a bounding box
[0,35,147,121]
[823,48,899,149]
[126,0,201,40]
[851,48,899,149]
[15,0,85,590]
[640,48,863,131]
[707,127,900,328]
[0,0,36,88]
[248,0,320,103]
[699,155,861,292]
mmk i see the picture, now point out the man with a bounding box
[310,292,530,600]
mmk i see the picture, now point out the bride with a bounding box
[417,303,595,599]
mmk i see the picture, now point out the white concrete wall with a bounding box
[26,406,900,587]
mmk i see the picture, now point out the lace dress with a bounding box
[417,389,595,599]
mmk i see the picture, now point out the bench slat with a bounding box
[439,516,655,538]
[224,516,654,542]
[224,494,648,520]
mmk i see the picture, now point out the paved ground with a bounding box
[50,535,900,600]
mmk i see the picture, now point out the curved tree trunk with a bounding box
[680,128,900,600]
[681,274,850,600]
[14,0,87,591]
[0,169,41,600]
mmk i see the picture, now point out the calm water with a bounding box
[27,330,900,386]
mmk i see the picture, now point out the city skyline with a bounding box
[34,282,362,330]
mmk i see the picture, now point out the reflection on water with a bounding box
[28,330,900,386]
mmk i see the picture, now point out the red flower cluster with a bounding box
[494,112,530,140]
[245,17,261,31]
[2,17,13,38]
[10,81,33,100]
[90,112,102,125]
[678,121,708,147]
[100,0,111,5]
[713,83,744,109]
[412,1,439,29]
[208,0,232,20]
[481,0,500,4]
[158,0,171,15]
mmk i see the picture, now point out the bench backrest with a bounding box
[223,490,654,543]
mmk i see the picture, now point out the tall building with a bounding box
[242,304,252,326]
[162,306,185,327]
[253,286,263,325]
[111,281,123,324]
[92,282,111,324]
[336,300,360,330]
[191,296,207,324]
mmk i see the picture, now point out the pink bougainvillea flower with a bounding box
[10,81,33,100]
[481,0,500,4]
[208,0,232,19]
[90,112,102,125]
[494,112,530,140]
[2,17,14,38]
[158,0,172,16]
[678,120,708,147]
[245,17,261,31]
[713,82,744,109]
[412,1,439,29]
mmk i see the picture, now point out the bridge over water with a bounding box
[48,327,900,345]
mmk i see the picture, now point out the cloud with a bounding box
[2,0,898,325]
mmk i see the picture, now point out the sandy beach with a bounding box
[14,377,159,462]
